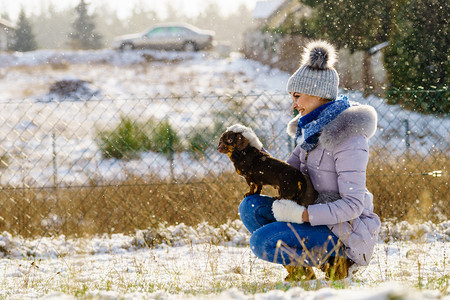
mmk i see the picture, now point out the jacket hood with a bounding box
[287,102,377,150]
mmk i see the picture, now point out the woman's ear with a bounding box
[236,134,249,151]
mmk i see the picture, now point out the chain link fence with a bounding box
[0,88,448,237]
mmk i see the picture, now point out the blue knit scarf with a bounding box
[296,95,351,151]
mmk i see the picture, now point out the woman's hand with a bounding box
[302,208,309,222]
[272,199,307,224]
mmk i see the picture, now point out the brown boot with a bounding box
[320,256,355,280]
[283,265,316,281]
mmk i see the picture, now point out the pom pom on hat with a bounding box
[287,40,339,100]
[302,40,337,70]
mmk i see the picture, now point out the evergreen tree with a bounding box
[10,9,37,52]
[298,0,392,92]
[68,0,103,49]
[383,0,449,113]
[302,0,390,52]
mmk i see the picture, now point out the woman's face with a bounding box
[290,92,327,116]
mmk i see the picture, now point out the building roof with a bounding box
[253,0,285,19]
[0,18,15,29]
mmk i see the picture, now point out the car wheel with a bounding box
[183,42,197,52]
[120,43,134,51]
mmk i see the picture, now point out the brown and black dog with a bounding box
[217,124,316,206]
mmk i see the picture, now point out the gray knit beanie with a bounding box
[287,40,339,100]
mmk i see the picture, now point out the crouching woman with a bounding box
[239,40,381,281]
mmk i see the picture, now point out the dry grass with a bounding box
[0,173,266,238]
[4,65,68,98]
[0,151,447,238]
[368,149,448,223]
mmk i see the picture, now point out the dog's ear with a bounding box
[236,133,249,151]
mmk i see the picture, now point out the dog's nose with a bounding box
[217,143,227,153]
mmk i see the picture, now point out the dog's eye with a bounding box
[227,138,233,144]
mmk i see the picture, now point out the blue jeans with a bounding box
[239,194,344,267]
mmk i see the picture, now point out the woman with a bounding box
[239,40,381,281]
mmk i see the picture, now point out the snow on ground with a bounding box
[0,49,448,298]
[0,49,288,97]
[0,220,449,299]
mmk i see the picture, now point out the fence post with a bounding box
[403,119,410,149]
[52,132,58,187]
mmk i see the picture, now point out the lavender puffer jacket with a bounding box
[286,103,381,266]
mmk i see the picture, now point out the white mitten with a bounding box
[272,199,305,224]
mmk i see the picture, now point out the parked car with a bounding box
[113,23,215,52]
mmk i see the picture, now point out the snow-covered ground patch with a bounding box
[0,220,449,299]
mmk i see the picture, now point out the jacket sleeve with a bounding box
[308,135,369,225]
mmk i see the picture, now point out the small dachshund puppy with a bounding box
[217,124,316,207]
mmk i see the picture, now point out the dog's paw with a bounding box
[244,191,259,198]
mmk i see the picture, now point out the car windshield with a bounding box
[145,27,167,37]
